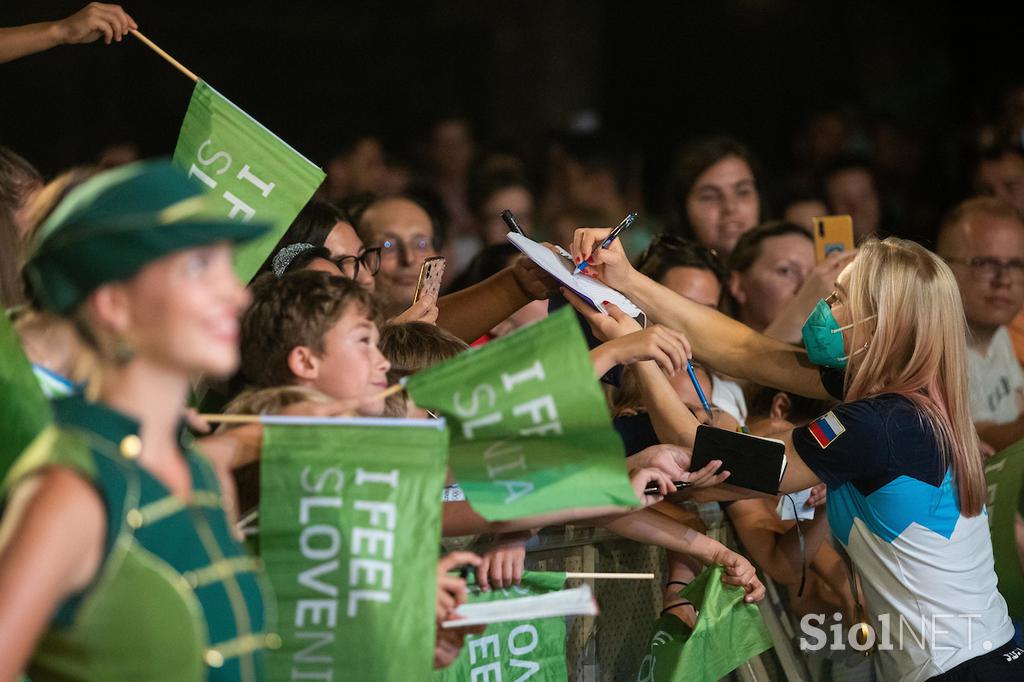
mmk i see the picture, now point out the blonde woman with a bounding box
[0,161,275,681]
[569,231,1018,681]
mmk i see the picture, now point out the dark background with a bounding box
[2,1,1021,217]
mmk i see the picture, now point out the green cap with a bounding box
[24,159,270,315]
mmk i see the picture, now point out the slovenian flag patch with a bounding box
[809,411,846,449]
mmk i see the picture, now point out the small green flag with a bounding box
[260,418,447,680]
[0,311,51,480]
[405,307,639,521]
[984,441,1024,618]
[434,571,570,682]
[172,81,325,282]
[636,566,773,682]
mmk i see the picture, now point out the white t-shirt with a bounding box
[967,326,1024,424]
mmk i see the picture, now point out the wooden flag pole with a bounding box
[130,29,200,83]
[198,383,405,424]
[566,572,655,580]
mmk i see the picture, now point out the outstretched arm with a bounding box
[569,228,830,399]
[0,4,136,64]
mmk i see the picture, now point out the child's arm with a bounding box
[476,530,535,591]
[592,507,765,602]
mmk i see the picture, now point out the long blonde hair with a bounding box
[844,238,985,516]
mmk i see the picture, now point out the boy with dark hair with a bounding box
[240,270,391,415]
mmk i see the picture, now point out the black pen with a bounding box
[644,480,692,495]
[501,209,526,236]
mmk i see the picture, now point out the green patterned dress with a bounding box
[3,396,277,681]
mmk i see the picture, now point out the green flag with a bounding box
[434,571,569,682]
[172,81,325,282]
[260,417,447,680]
[404,307,639,521]
[0,311,51,480]
[636,566,773,682]
[984,441,1024,618]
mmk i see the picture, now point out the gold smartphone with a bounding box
[812,215,855,263]
[413,256,446,303]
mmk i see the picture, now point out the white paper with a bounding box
[506,232,643,318]
[441,584,598,628]
[777,488,815,521]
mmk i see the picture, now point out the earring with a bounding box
[113,338,135,365]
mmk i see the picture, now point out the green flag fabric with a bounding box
[0,311,52,480]
[172,81,325,282]
[434,571,569,682]
[260,417,448,680]
[984,441,1024,619]
[636,566,773,682]
[404,307,639,521]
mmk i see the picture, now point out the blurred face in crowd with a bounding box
[325,136,387,200]
[653,266,733,427]
[975,152,1024,215]
[659,266,722,308]
[685,155,759,257]
[347,138,387,195]
[783,199,827,234]
[825,167,880,241]
[941,212,1024,335]
[324,220,376,290]
[299,304,391,416]
[564,161,617,214]
[431,119,475,179]
[93,243,249,379]
[360,198,437,313]
[479,185,534,245]
[729,234,815,331]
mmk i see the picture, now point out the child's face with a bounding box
[309,306,391,416]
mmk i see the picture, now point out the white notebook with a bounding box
[506,232,644,318]
[441,584,598,628]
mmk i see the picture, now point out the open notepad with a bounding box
[506,232,643,318]
[441,584,598,629]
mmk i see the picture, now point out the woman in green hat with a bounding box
[0,159,277,681]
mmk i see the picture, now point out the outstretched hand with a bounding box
[712,547,766,603]
[569,227,636,289]
[58,3,137,45]
[563,288,642,341]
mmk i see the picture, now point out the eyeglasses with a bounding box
[379,236,433,261]
[334,247,382,279]
[944,256,1024,282]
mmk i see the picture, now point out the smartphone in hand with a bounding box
[413,256,446,303]
[812,215,855,262]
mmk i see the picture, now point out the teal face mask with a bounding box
[801,298,864,369]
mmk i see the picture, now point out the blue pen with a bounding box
[574,212,638,275]
[685,360,716,424]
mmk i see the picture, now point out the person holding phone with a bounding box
[569,228,1018,680]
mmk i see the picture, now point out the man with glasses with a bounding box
[938,196,1024,449]
[357,196,440,318]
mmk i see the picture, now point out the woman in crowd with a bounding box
[665,136,762,258]
[0,161,276,681]
[727,221,857,343]
[571,229,1018,680]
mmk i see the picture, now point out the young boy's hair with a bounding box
[240,271,378,389]
[222,384,333,419]
[378,321,469,416]
[222,384,335,519]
